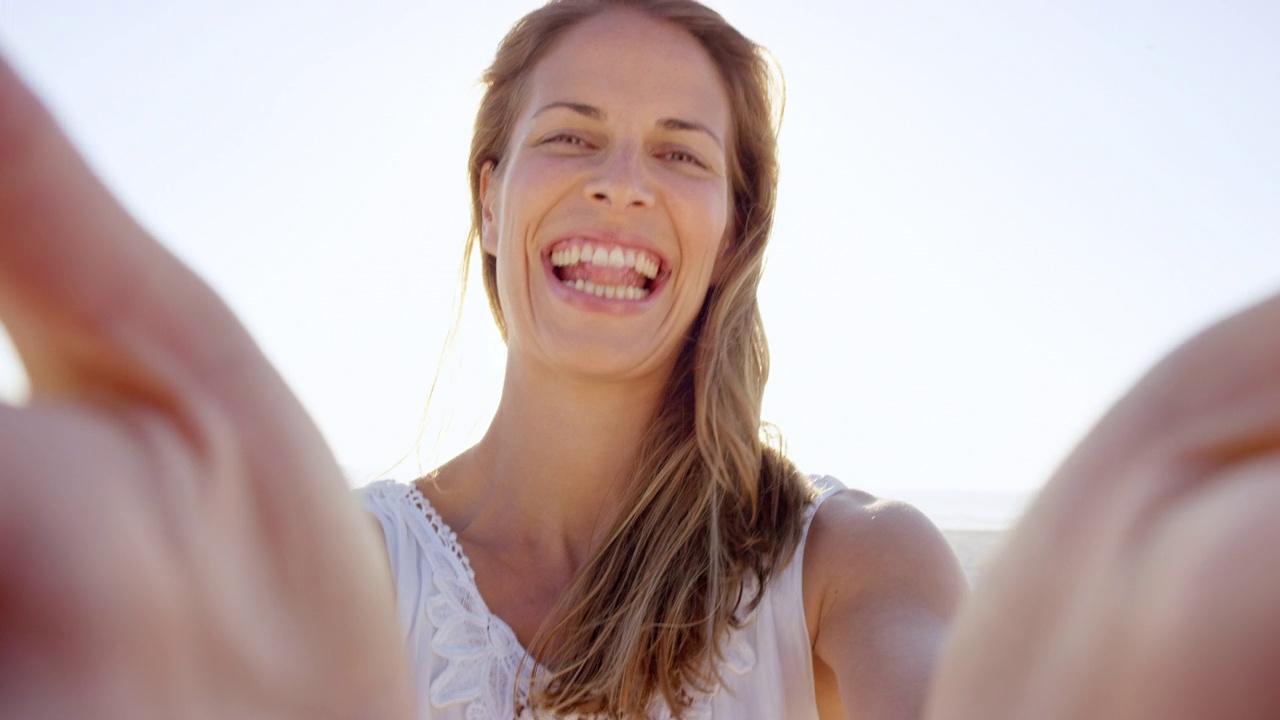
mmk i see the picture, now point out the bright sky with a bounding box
[1,1,1277,523]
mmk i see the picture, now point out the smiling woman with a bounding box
[360,2,964,717]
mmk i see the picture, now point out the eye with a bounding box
[543,133,591,148]
[659,148,707,168]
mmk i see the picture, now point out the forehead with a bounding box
[521,10,731,136]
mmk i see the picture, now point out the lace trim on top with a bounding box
[381,480,757,719]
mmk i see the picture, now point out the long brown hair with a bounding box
[461,1,815,715]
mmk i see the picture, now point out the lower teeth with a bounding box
[567,278,648,300]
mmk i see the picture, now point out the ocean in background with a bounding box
[352,469,1030,585]
[353,469,1035,532]
[892,487,1035,531]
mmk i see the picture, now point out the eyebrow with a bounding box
[532,101,724,150]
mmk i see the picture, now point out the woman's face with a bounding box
[481,9,733,383]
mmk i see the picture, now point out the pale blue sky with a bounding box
[1,1,1276,523]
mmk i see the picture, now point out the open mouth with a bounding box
[547,239,667,301]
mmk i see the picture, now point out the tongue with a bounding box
[559,263,647,287]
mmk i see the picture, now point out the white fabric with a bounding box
[359,475,844,719]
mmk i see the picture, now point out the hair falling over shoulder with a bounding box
[463,1,817,716]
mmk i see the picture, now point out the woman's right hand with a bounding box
[0,55,412,720]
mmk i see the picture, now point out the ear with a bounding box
[479,161,499,256]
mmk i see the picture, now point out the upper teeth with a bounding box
[550,242,660,279]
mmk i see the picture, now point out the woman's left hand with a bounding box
[926,292,1280,720]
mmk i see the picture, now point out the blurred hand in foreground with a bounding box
[0,56,411,720]
[927,290,1280,719]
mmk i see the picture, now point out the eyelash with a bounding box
[543,134,706,169]
[546,133,589,147]
[660,149,705,168]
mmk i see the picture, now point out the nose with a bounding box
[584,145,655,210]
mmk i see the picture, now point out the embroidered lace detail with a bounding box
[382,480,757,719]
[385,481,530,719]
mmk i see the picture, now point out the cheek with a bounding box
[496,158,572,238]
[673,181,732,263]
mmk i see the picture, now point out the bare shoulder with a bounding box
[802,485,967,717]
[803,487,966,632]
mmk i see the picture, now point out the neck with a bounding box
[440,355,670,572]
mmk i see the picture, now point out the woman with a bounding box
[2,1,1279,720]
[358,1,963,717]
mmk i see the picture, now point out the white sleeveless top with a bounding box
[359,475,844,719]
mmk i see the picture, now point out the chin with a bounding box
[540,335,680,383]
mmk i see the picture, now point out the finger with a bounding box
[0,51,334,476]
[985,288,1280,590]
[0,52,227,398]
[1059,289,1280,483]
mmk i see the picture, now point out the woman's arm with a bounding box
[0,53,410,720]
[807,490,968,719]
[926,291,1280,720]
